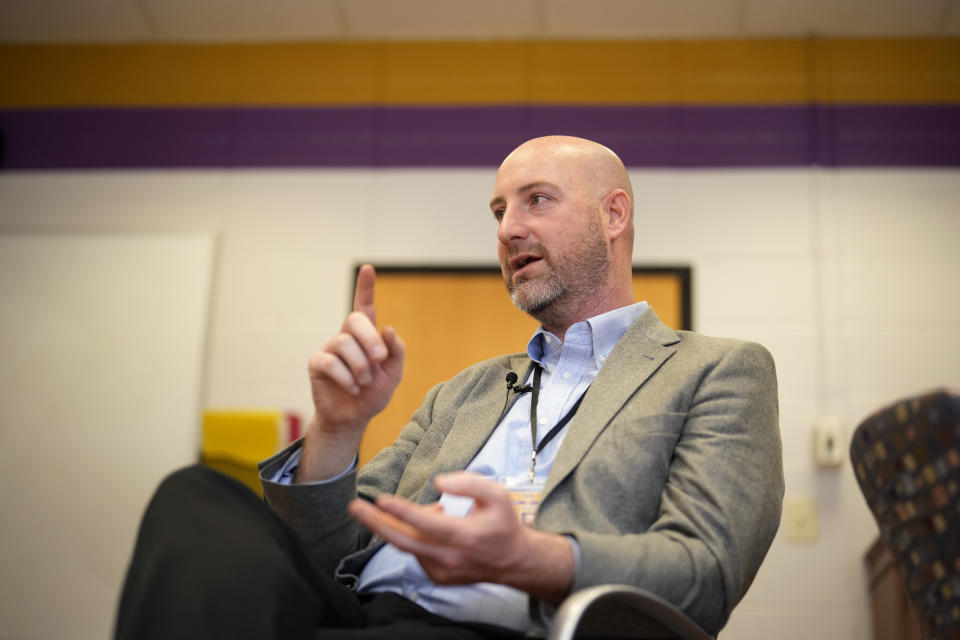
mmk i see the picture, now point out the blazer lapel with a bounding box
[417,354,533,503]
[542,308,680,498]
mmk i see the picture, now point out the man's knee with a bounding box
[150,464,261,511]
[157,463,248,494]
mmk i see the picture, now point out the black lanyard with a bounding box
[527,364,588,482]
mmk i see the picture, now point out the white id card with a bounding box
[500,475,546,526]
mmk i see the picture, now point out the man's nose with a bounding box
[496,207,529,244]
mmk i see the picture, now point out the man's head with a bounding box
[489,135,635,337]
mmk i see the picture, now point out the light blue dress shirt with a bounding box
[273,301,648,632]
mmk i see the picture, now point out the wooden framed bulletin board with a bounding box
[357,265,691,465]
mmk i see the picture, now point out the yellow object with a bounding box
[201,409,287,495]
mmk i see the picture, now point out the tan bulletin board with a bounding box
[358,265,691,465]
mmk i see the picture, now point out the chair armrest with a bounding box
[548,584,715,640]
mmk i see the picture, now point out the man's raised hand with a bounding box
[298,264,405,482]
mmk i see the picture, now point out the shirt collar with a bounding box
[526,301,649,370]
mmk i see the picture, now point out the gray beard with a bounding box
[508,269,564,315]
[504,212,611,326]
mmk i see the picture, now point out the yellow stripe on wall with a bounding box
[0,43,383,106]
[813,38,960,104]
[380,41,529,104]
[528,40,812,104]
[2,38,958,108]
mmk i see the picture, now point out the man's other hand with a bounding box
[348,472,574,603]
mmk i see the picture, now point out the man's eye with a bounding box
[530,194,547,205]
[492,209,505,222]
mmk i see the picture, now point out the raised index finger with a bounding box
[353,264,377,325]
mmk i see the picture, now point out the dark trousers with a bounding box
[115,465,527,640]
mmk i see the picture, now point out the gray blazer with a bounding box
[260,307,783,634]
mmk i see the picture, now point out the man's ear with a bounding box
[603,189,632,240]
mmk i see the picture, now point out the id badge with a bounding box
[501,475,546,526]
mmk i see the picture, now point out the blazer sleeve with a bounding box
[567,340,783,634]
[258,381,445,575]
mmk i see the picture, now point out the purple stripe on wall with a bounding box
[813,105,960,167]
[1,105,958,169]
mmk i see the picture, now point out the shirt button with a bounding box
[410,593,420,602]
[562,371,571,379]
[544,335,552,344]
[539,417,549,425]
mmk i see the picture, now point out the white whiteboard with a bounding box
[0,232,214,639]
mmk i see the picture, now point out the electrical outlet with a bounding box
[814,417,845,467]
[783,496,819,543]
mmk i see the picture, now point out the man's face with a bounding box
[490,146,611,319]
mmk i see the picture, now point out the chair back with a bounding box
[850,389,960,640]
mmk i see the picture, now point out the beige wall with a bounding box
[0,230,214,639]
[1,166,957,639]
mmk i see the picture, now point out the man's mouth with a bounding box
[511,254,542,273]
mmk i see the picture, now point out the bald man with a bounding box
[116,136,783,640]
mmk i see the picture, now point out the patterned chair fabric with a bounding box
[850,389,960,640]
